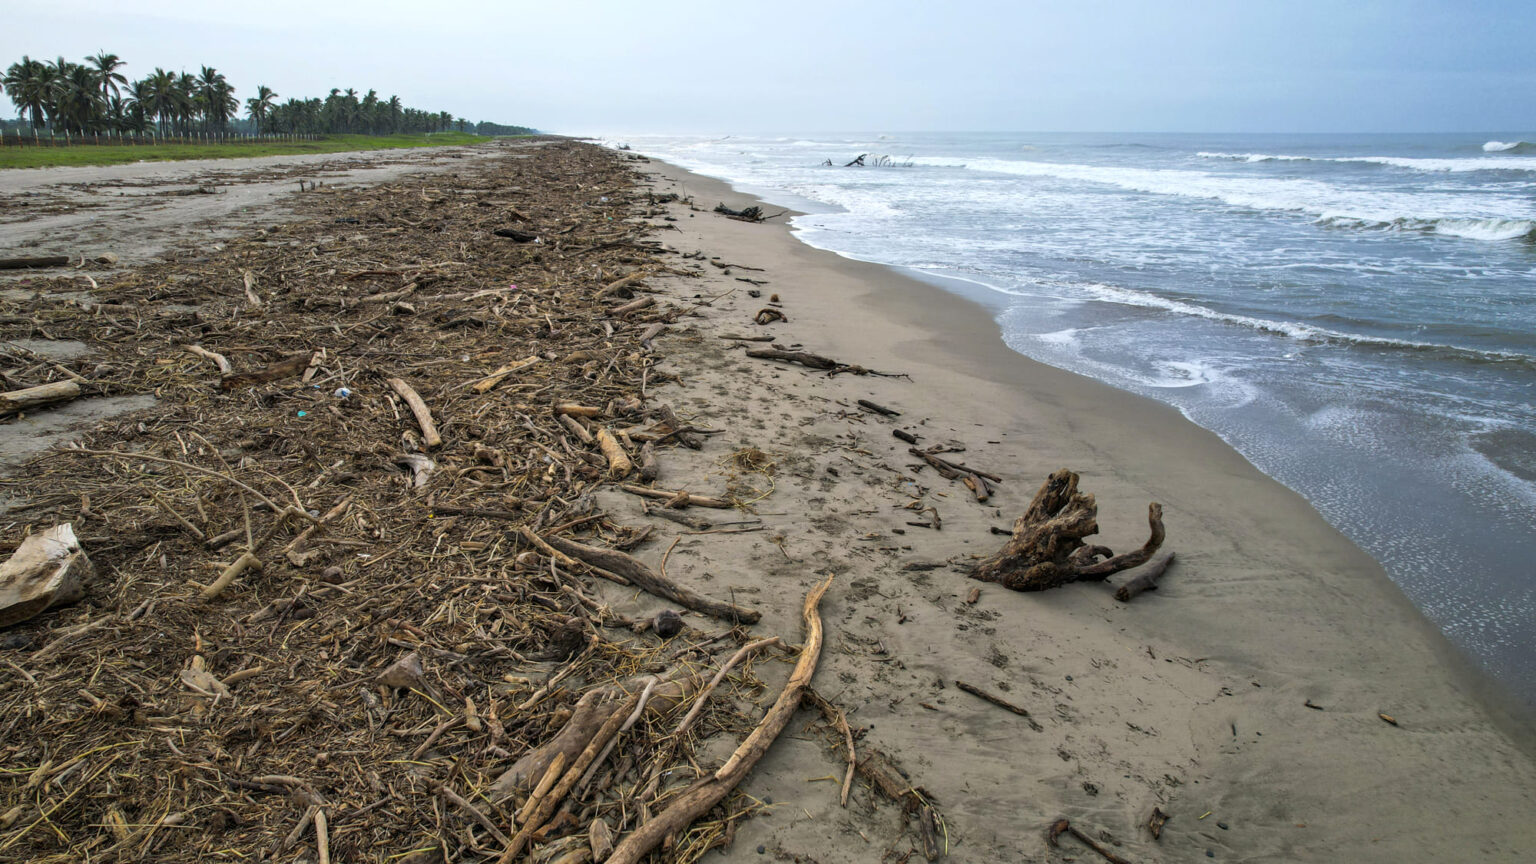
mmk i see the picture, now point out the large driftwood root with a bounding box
[971,469,1164,592]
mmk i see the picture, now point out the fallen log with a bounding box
[604,576,830,864]
[1114,552,1175,602]
[219,352,315,391]
[857,399,900,417]
[541,534,760,623]
[385,377,444,449]
[0,381,81,414]
[493,227,539,242]
[971,469,1165,592]
[0,256,70,270]
[0,524,92,628]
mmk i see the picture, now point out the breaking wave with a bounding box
[1484,140,1534,153]
[1072,281,1536,368]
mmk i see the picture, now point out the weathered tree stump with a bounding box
[971,469,1164,592]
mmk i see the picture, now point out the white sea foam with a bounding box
[1069,281,1535,366]
[1198,150,1536,173]
[1484,140,1531,152]
[909,156,1536,241]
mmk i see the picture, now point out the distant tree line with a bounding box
[1,52,534,137]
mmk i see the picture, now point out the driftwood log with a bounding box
[0,381,82,414]
[971,469,1164,592]
[1114,552,1175,602]
[0,255,71,270]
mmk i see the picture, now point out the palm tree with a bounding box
[197,66,235,132]
[139,68,178,135]
[246,85,277,135]
[3,56,51,129]
[386,95,403,133]
[54,63,104,133]
[88,52,127,102]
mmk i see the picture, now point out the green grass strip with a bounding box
[0,132,499,170]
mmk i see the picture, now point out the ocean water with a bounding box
[610,132,1536,707]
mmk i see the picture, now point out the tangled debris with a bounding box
[0,141,939,863]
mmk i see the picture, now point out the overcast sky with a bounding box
[3,0,1532,134]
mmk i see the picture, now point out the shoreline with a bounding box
[650,152,1536,722]
[1,139,1532,862]
[631,154,1536,860]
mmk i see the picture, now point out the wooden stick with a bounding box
[606,575,832,864]
[185,345,233,374]
[619,483,733,510]
[543,533,760,623]
[557,413,594,445]
[595,427,634,478]
[313,808,329,864]
[498,691,638,863]
[439,785,512,846]
[1114,552,1175,602]
[609,295,655,317]
[202,552,262,600]
[955,680,1042,732]
[386,376,443,449]
[674,637,782,737]
[554,402,603,418]
[468,356,541,393]
[0,381,81,413]
[801,689,856,807]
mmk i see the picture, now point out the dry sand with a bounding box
[605,159,1536,862]
[3,141,1533,862]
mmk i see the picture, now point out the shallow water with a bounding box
[616,131,1536,706]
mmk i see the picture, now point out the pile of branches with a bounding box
[0,141,929,862]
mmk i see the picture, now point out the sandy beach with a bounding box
[625,158,1536,863]
[1,140,1533,863]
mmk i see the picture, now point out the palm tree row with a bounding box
[2,52,521,138]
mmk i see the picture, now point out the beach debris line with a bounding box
[971,468,1166,592]
[0,139,947,864]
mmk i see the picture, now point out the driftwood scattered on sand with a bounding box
[972,469,1165,592]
